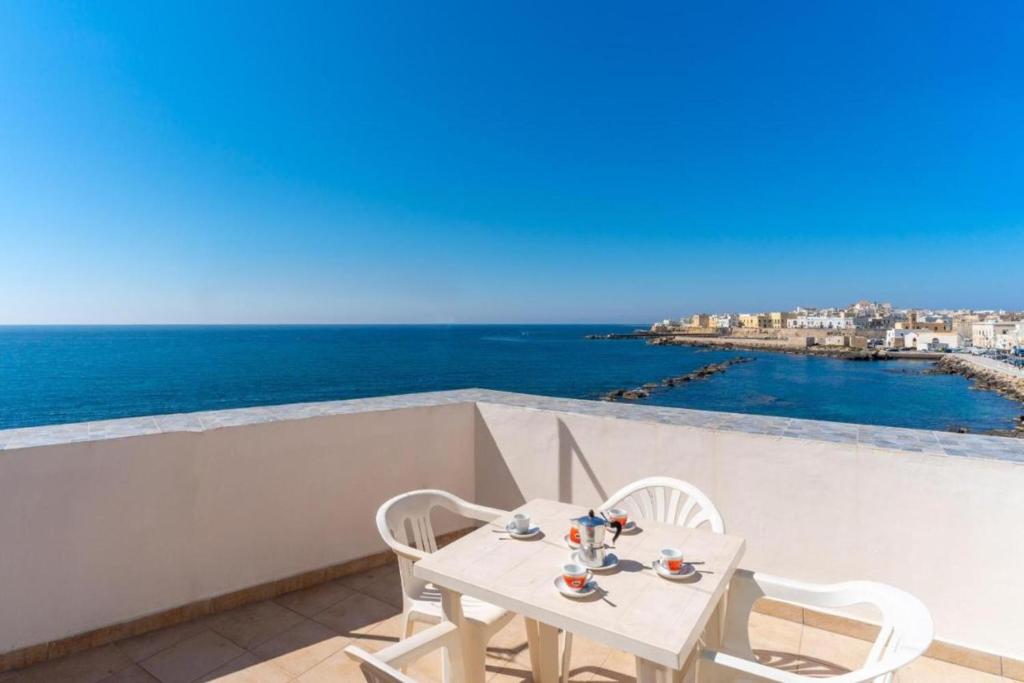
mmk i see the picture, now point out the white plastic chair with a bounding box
[376,490,516,673]
[700,570,933,683]
[601,475,725,532]
[561,477,725,681]
[346,621,462,682]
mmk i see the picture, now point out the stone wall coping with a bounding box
[1,388,1022,463]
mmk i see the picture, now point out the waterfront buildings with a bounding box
[738,313,770,329]
[690,313,711,328]
[786,311,856,330]
[654,303,1023,354]
[711,313,736,329]
[972,320,1017,350]
[886,329,965,351]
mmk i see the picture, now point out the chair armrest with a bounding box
[450,499,507,524]
[374,520,429,562]
[701,649,806,683]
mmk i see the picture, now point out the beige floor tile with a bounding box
[405,649,445,682]
[797,625,871,677]
[115,620,213,663]
[487,663,534,682]
[96,665,161,683]
[563,635,618,683]
[894,655,1007,683]
[339,565,398,592]
[251,619,352,677]
[293,648,367,682]
[195,653,291,683]
[747,612,803,660]
[485,618,531,668]
[312,593,401,640]
[348,614,406,654]
[586,648,635,683]
[209,601,306,650]
[273,581,355,618]
[19,645,134,683]
[139,631,245,683]
[357,573,405,609]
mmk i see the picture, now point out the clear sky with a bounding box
[1,2,1021,324]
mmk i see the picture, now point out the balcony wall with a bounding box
[2,389,1023,662]
[0,394,476,655]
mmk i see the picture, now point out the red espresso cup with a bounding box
[569,526,581,544]
[562,563,590,591]
[606,507,628,528]
[660,548,684,573]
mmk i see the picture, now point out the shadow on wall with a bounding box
[557,418,608,504]
[472,409,613,508]
[473,406,526,510]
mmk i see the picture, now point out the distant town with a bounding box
[646,301,1024,357]
[586,301,1024,420]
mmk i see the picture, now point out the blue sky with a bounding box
[1,1,1021,323]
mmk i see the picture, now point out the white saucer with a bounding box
[618,520,640,534]
[653,559,697,580]
[505,522,541,539]
[571,550,619,572]
[564,534,581,549]
[554,575,598,598]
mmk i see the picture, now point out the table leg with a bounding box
[698,599,725,683]
[636,657,685,683]
[439,587,486,683]
[524,618,561,683]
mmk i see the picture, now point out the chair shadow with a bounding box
[485,663,633,683]
[558,418,609,503]
[754,649,851,677]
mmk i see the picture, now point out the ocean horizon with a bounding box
[0,324,1020,434]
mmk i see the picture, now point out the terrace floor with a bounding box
[1,563,1009,683]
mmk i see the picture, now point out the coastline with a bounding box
[587,332,1024,437]
[597,332,943,361]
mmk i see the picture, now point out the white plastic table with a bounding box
[414,498,746,683]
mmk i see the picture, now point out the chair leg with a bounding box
[402,612,416,638]
[398,612,416,674]
[561,631,573,683]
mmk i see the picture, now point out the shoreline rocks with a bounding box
[647,335,900,360]
[932,356,1024,404]
[603,357,755,402]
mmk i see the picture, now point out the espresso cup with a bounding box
[606,507,628,528]
[562,563,591,591]
[513,513,531,533]
[660,548,684,573]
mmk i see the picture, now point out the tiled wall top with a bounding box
[1,388,1022,463]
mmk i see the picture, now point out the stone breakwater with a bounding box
[932,356,1024,403]
[602,357,755,401]
[931,356,1024,438]
[647,335,908,360]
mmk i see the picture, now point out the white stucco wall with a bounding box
[0,402,475,654]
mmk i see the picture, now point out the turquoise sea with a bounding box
[0,325,1019,432]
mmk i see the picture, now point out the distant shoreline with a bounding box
[587,331,943,361]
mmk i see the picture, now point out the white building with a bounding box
[885,329,963,351]
[788,312,856,330]
[971,321,1016,350]
[913,332,964,352]
[711,314,736,329]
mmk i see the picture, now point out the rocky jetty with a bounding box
[602,357,755,402]
[585,331,660,339]
[648,335,898,360]
[931,356,1024,403]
